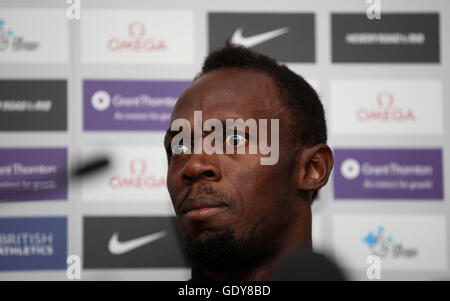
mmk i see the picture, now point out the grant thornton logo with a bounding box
[340,158,360,180]
[91,90,111,111]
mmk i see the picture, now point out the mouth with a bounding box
[180,196,230,221]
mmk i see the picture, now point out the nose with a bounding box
[181,154,221,184]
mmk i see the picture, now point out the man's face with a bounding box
[164,68,300,270]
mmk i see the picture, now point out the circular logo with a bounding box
[128,22,146,38]
[376,91,394,110]
[341,158,360,180]
[91,90,111,111]
[130,158,147,175]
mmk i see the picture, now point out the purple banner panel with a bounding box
[83,80,190,131]
[0,148,68,202]
[334,149,443,200]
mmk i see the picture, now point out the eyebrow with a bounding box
[164,129,179,148]
[207,119,248,132]
[164,129,179,139]
[164,117,253,140]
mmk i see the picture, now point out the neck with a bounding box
[200,258,277,281]
[195,243,313,281]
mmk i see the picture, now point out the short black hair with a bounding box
[197,44,327,201]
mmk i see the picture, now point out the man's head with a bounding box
[164,44,333,276]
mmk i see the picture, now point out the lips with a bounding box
[180,196,229,220]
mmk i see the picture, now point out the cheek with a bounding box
[226,161,292,223]
[166,165,181,202]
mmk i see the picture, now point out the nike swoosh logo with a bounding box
[108,231,167,255]
[231,27,290,48]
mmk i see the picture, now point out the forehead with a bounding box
[171,68,286,122]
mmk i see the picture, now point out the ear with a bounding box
[296,144,334,192]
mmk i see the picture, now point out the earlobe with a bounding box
[297,144,334,192]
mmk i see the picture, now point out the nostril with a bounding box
[182,174,193,182]
[181,161,221,182]
[202,170,215,178]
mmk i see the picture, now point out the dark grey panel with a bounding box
[332,13,440,63]
[83,216,190,269]
[209,13,315,63]
[0,80,67,131]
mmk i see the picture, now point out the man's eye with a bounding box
[171,144,191,155]
[225,133,246,147]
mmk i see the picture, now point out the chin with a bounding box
[181,216,236,238]
[188,227,231,242]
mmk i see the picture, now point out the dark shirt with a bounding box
[188,265,213,281]
[187,250,347,281]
